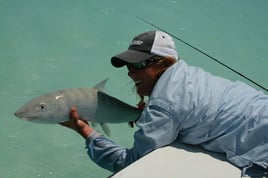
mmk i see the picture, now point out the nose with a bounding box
[128,70,136,78]
[127,65,139,75]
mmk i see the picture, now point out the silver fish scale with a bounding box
[59,88,98,121]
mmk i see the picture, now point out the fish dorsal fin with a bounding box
[93,79,109,91]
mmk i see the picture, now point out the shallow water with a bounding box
[1,0,267,177]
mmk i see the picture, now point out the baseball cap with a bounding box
[111,31,178,68]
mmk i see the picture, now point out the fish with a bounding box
[14,79,141,136]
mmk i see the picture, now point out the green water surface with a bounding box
[1,0,267,177]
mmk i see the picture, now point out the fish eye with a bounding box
[39,103,46,110]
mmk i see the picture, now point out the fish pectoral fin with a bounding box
[100,123,111,137]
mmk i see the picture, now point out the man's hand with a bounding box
[60,107,94,139]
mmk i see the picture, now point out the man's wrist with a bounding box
[78,126,95,139]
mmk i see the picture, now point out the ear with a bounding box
[157,57,176,68]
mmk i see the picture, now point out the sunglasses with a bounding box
[127,56,163,70]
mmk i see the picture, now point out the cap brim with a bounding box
[111,49,154,68]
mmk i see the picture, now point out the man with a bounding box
[62,31,268,177]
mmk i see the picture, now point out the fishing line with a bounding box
[137,16,268,92]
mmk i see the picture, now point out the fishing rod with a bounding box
[137,17,268,92]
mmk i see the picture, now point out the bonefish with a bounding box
[14,79,141,135]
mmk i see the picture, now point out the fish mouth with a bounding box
[14,112,33,121]
[14,112,22,118]
[20,117,32,121]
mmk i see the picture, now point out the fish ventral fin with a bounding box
[93,79,109,91]
[100,123,111,136]
[91,122,111,136]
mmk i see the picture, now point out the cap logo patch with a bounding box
[131,40,143,46]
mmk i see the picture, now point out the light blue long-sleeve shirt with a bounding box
[86,60,268,176]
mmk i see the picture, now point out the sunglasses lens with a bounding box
[127,56,162,70]
[128,61,147,69]
[133,62,146,69]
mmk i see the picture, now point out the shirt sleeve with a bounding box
[86,132,132,172]
[85,104,180,173]
[133,104,180,156]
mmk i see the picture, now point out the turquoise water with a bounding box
[1,0,267,177]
